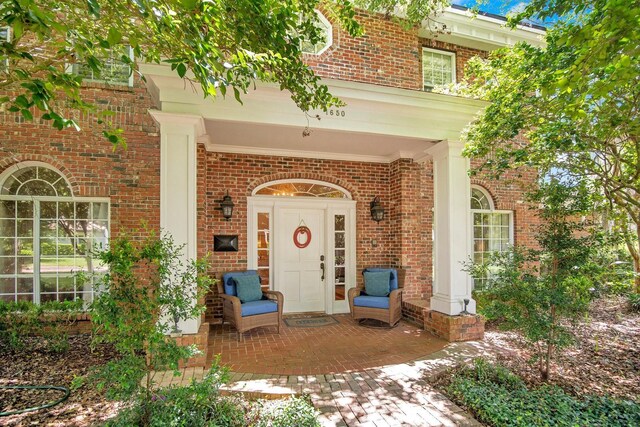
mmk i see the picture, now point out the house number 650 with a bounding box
[326,109,346,117]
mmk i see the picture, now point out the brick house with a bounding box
[0,6,543,354]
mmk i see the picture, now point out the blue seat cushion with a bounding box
[241,300,278,317]
[222,270,259,296]
[363,268,398,291]
[353,295,390,309]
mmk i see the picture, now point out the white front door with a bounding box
[276,208,325,313]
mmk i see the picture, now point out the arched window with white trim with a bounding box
[471,186,513,289]
[0,162,109,304]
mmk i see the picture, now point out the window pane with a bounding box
[93,202,109,220]
[0,201,15,218]
[17,277,33,293]
[335,232,345,248]
[16,201,33,219]
[0,257,14,274]
[335,215,345,231]
[40,202,57,219]
[0,219,15,237]
[0,237,14,256]
[41,276,57,293]
[0,277,15,293]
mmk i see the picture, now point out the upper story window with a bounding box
[301,11,333,55]
[1,27,10,71]
[71,45,133,86]
[471,186,512,289]
[422,47,456,91]
[0,162,109,305]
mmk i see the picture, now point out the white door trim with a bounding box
[247,196,356,314]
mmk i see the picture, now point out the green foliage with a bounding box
[0,299,83,352]
[459,0,640,291]
[88,230,213,413]
[105,358,320,426]
[629,293,640,313]
[469,179,600,380]
[0,0,365,146]
[446,359,640,427]
[248,396,321,427]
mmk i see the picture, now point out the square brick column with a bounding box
[424,140,484,341]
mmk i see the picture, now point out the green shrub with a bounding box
[87,230,213,423]
[249,396,320,427]
[105,360,245,427]
[105,359,320,427]
[629,293,640,312]
[446,360,640,427]
[0,299,82,352]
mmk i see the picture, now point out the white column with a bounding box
[426,140,475,315]
[151,110,204,334]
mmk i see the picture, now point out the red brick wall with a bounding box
[0,77,161,238]
[202,152,396,322]
[304,11,488,90]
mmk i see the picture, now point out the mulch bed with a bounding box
[0,335,121,426]
[482,296,640,401]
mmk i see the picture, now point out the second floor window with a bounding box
[422,48,456,91]
[1,27,10,71]
[71,45,133,86]
[301,11,333,55]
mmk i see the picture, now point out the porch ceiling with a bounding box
[203,119,437,163]
[141,63,487,163]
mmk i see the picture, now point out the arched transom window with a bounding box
[0,162,109,305]
[254,180,350,199]
[471,186,512,289]
[1,164,72,197]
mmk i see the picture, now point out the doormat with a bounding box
[284,315,338,328]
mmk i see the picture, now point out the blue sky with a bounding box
[451,1,530,16]
[450,1,553,27]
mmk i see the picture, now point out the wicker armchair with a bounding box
[218,270,283,341]
[348,268,402,327]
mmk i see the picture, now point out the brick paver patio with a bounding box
[207,314,448,375]
[150,316,498,426]
[154,339,492,426]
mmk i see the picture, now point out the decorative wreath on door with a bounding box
[293,224,312,249]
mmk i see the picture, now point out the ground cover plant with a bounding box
[0,299,83,353]
[444,359,640,427]
[107,360,320,427]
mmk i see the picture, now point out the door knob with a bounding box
[320,262,325,281]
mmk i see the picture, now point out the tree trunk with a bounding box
[633,224,640,293]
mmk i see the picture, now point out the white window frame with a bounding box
[422,47,457,91]
[66,45,134,87]
[469,185,513,290]
[301,10,333,56]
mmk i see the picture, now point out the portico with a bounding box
[144,62,485,340]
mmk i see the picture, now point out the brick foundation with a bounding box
[424,311,485,342]
[173,322,210,368]
[402,298,429,327]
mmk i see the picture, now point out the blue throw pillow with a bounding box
[234,275,263,303]
[364,271,391,297]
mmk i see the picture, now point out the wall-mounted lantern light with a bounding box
[218,191,234,221]
[370,196,384,222]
